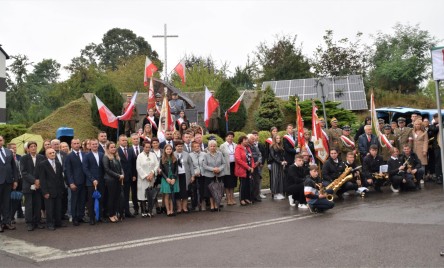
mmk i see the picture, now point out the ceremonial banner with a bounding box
[174,60,186,85]
[204,86,219,127]
[370,91,392,149]
[144,56,158,86]
[118,91,138,121]
[225,91,245,121]
[431,46,444,81]
[311,103,328,163]
[95,96,118,129]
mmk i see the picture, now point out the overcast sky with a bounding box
[1,0,443,80]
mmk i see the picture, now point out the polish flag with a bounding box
[311,103,328,163]
[95,96,118,129]
[144,57,158,86]
[147,78,156,110]
[118,91,138,121]
[204,86,219,128]
[225,91,245,121]
[174,60,186,85]
[296,104,304,148]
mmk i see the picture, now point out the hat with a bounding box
[155,93,162,98]
[126,94,132,97]
[319,117,325,122]
[383,124,391,130]
[397,117,406,122]
[342,125,351,131]
[378,119,385,124]
[412,110,421,116]
[331,117,338,123]
[172,92,178,96]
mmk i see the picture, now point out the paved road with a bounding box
[1,183,444,267]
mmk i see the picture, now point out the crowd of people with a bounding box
[0,109,442,232]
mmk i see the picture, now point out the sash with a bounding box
[176,117,184,127]
[283,134,296,147]
[340,135,355,148]
[321,129,329,141]
[146,116,157,130]
[379,134,393,149]
[266,138,273,145]
[305,143,316,164]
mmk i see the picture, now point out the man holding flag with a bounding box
[121,94,139,136]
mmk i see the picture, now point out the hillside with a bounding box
[29,97,99,140]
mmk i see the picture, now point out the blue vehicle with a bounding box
[375,107,444,124]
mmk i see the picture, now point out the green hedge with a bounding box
[0,124,28,143]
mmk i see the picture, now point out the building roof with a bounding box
[262,75,368,111]
[0,45,10,59]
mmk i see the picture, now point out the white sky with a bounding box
[1,0,443,80]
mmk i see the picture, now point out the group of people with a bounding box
[0,109,442,232]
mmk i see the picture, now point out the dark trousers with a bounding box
[44,195,62,227]
[310,198,334,212]
[434,148,442,177]
[87,185,104,221]
[391,174,416,191]
[123,180,131,215]
[251,168,262,200]
[0,182,12,225]
[189,180,199,209]
[239,177,251,201]
[61,187,68,217]
[336,181,358,196]
[106,179,120,217]
[286,182,306,204]
[24,191,42,226]
[130,179,139,212]
[70,184,86,222]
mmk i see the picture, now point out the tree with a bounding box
[171,55,227,92]
[422,79,444,102]
[229,57,258,89]
[91,83,123,142]
[254,86,283,130]
[312,30,369,77]
[369,23,437,93]
[255,35,312,81]
[6,55,32,124]
[214,81,247,136]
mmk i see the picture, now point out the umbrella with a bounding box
[208,177,224,209]
[145,187,157,216]
[10,133,44,155]
[92,186,102,221]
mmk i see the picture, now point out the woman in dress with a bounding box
[136,141,159,218]
[220,131,237,205]
[269,135,287,200]
[201,140,225,211]
[102,142,124,223]
[235,135,255,206]
[266,127,278,191]
[159,144,179,216]
[412,119,428,179]
[140,123,153,144]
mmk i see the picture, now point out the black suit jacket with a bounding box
[64,151,86,186]
[20,153,45,193]
[160,140,175,150]
[0,148,19,184]
[38,159,65,198]
[118,147,135,182]
[82,151,104,187]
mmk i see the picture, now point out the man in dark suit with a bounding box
[160,130,175,150]
[82,139,104,225]
[130,133,142,216]
[358,125,379,163]
[39,148,66,230]
[64,138,86,226]
[283,124,299,165]
[117,134,135,218]
[20,141,46,231]
[8,142,24,220]
[51,139,69,220]
[0,136,19,232]
[97,131,108,154]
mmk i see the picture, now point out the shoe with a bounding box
[69,216,72,223]
[245,199,252,204]
[3,224,16,230]
[0,225,3,232]
[133,211,139,216]
[288,196,296,207]
[390,185,400,193]
[62,215,69,221]
[17,214,24,219]
[27,225,34,231]
[141,213,147,218]
[240,200,247,206]
[210,208,216,212]
[47,226,55,231]
[298,204,309,209]
[156,207,162,214]
[260,194,266,199]
[73,221,80,226]
[254,198,262,202]
[342,192,350,196]
[109,216,118,223]
[308,204,317,213]
[125,213,135,218]
[374,187,383,193]
[276,194,285,200]
[55,223,67,228]
[89,220,95,225]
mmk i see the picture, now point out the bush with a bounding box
[233,131,247,143]
[258,130,271,144]
[203,134,224,146]
[0,124,28,143]
[255,86,283,130]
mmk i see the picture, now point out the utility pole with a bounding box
[152,24,179,82]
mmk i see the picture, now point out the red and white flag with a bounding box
[204,86,219,128]
[370,91,392,149]
[296,103,304,148]
[225,91,245,121]
[158,88,175,132]
[118,91,138,121]
[174,60,186,85]
[95,96,118,129]
[311,103,329,163]
[147,78,156,110]
[144,57,158,86]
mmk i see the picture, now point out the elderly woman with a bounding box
[103,142,124,223]
[220,131,237,205]
[235,135,255,206]
[136,141,159,218]
[173,140,193,213]
[159,144,179,216]
[201,140,225,211]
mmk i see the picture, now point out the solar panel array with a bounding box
[261,75,368,110]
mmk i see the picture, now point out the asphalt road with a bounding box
[1,183,444,267]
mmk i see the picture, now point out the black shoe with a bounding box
[375,187,383,193]
[156,207,162,214]
[73,221,80,226]
[161,207,167,214]
[125,213,135,218]
[62,215,70,221]
[254,198,262,202]
[100,217,108,223]
[3,224,16,230]
[0,225,3,232]
[27,225,34,231]
[55,223,67,228]
[89,220,95,225]
[17,214,24,219]
[133,211,139,216]
[34,224,45,229]
[47,226,55,231]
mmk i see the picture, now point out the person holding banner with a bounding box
[339,125,356,162]
[380,124,397,162]
[122,94,139,136]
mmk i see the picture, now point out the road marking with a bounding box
[0,214,313,262]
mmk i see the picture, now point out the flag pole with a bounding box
[225,111,229,134]
[434,80,444,190]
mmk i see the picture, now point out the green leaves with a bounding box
[254,86,283,130]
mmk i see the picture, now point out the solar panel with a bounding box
[262,75,368,110]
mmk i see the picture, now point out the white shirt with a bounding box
[0,148,5,164]
[93,151,99,166]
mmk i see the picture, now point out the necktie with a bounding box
[135,147,139,155]
[76,151,82,163]
[124,148,128,159]
[1,148,5,159]
[367,135,371,142]
[0,149,5,164]
[178,154,182,168]
[51,160,56,172]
